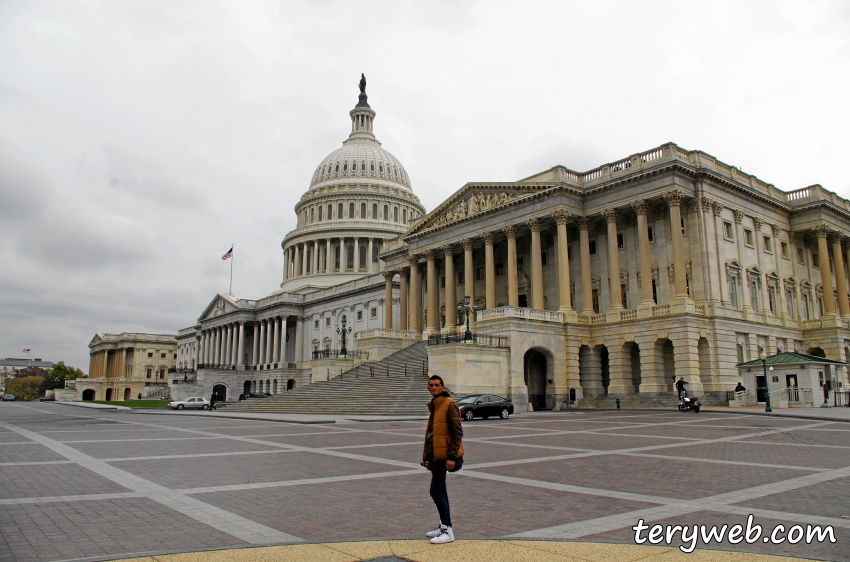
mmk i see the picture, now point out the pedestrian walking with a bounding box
[422,375,464,544]
[209,395,217,411]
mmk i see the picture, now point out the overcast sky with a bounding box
[2,1,849,371]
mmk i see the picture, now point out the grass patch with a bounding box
[90,400,171,409]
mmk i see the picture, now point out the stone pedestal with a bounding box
[355,329,418,363]
[426,343,511,398]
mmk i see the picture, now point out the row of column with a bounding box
[283,237,384,280]
[382,192,688,331]
[199,322,246,368]
[815,226,850,319]
[197,316,306,370]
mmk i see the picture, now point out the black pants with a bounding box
[429,460,451,527]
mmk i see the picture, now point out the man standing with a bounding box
[676,377,687,399]
[422,375,464,544]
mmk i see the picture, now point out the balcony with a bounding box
[476,307,564,323]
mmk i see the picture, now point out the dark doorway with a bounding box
[524,350,547,410]
[518,294,528,308]
[105,388,113,401]
[287,378,296,391]
[809,347,826,358]
[123,388,130,401]
[756,375,767,403]
[82,389,95,401]
[600,347,610,394]
[212,384,227,402]
[243,380,251,396]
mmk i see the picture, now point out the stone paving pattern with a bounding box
[1,403,848,561]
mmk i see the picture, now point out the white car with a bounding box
[168,397,210,410]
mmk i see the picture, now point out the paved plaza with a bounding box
[1,403,849,561]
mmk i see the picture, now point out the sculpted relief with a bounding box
[434,192,516,227]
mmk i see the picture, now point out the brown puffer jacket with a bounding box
[423,392,464,462]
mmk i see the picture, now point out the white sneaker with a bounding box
[430,526,455,544]
[426,524,447,538]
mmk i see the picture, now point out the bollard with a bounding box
[615,398,621,410]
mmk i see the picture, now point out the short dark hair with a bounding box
[428,375,444,385]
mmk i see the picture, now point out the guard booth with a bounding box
[736,352,848,408]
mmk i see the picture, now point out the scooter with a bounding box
[678,391,701,413]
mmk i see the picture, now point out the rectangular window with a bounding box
[744,229,754,246]
[325,317,330,327]
[516,257,524,271]
[314,320,319,329]
[621,284,628,309]
[723,222,734,240]
[458,272,465,284]
[781,242,789,258]
[496,263,505,276]
[768,286,776,314]
[592,289,599,313]
[589,240,597,255]
[797,247,805,263]
[146,369,152,379]
[728,278,738,309]
[440,276,445,289]
[357,311,363,321]
[370,307,377,319]
[812,252,820,268]
[617,232,625,249]
[160,353,166,359]
[541,252,547,266]
[763,236,772,253]
[567,245,572,259]
[749,281,759,312]
[476,267,485,280]
[147,352,153,358]
[652,279,658,304]
[648,226,654,242]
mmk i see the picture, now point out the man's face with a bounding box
[428,379,444,397]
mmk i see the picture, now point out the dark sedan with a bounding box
[456,395,514,421]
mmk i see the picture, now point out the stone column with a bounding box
[605,340,634,394]
[528,218,545,310]
[602,209,623,311]
[463,239,475,310]
[283,248,289,281]
[482,232,496,309]
[408,253,422,333]
[831,235,850,318]
[425,250,439,334]
[272,316,281,363]
[294,317,304,365]
[553,211,572,313]
[237,322,245,369]
[266,318,274,364]
[354,237,360,272]
[632,200,655,315]
[121,347,127,378]
[399,269,409,330]
[367,238,374,273]
[258,321,266,367]
[198,332,205,366]
[816,226,837,315]
[205,331,212,365]
[384,271,394,329]
[578,217,594,314]
[232,324,239,366]
[339,237,345,271]
[443,245,456,330]
[504,226,519,307]
[252,323,259,366]
[292,245,300,277]
[665,190,689,298]
[229,325,236,365]
[313,240,319,275]
[215,327,222,365]
[280,316,288,362]
[325,239,332,273]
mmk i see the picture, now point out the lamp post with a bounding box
[760,349,773,413]
[336,316,353,357]
[456,294,476,342]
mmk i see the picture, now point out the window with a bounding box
[338,203,343,219]
[496,263,505,276]
[173,353,177,359]
[812,252,820,268]
[802,293,811,320]
[347,245,354,269]
[314,320,319,329]
[327,204,332,219]
[723,221,734,240]
[567,246,572,259]
[763,236,772,253]
[648,226,654,242]
[371,307,377,318]
[325,317,331,327]
[621,284,628,309]
[146,369,152,378]
[476,267,485,280]
[343,162,348,171]
[147,352,153,358]
[403,209,407,224]
[744,229,754,246]
[357,311,363,321]
[589,240,597,255]
[516,257,524,271]
[349,202,354,218]
[768,285,777,314]
[372,245,378,263]
[652,279,658,304]
[359,245,366,268]
[541,252,547,266]
[781,242,789,258]
[383,205,388,220]
[728,277,739,309]
[786,289,795,318]
[372,203,377,219]
[797,247,805,263]
[393,207,398,222]
[592,289,599,313]
[458,272,465,284]
[749,280,759,312]
[617,232,625,249]
[370,162,374,171]
[318,206,323,221]
[311,208,315,222]
[440,276,445,289]
[361,203,366,218]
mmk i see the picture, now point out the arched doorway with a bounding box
[123,388,131,401]
[624,342,641,393]
[808,347,826,358]
[287,378,296,390]
[599,346,610,394]
[524,349,548,410]
[243,380,251,396]
[212,384,227,402]
[272,379,278,394]
[82,389,95,401]
[105,388,113,401]
[656,339,675,391]
[698,338,711,386]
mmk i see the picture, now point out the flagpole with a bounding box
[229,243,234,296]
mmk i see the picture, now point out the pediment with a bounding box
[199,294,239,321]
[88,333,105,348]
[406,183,556,237]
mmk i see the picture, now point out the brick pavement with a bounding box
[1,403,849,561]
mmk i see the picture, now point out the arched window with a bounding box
[361,162,365,171]
[370,162,374,171]
[318,206,323,221]
[311,208,315,223]
[379,163,383,173]
[335,164,339,172]
[359,244,366,268]
[383,205,388,220]
[349,202,354,218]
[393,207,398,222]
[335,245,341,269]
[360,203,366,218]
[347,245,354,269]
[343,162,348,172]
[327,204,332,219]
[402,208,407,224]
[338,203,343,219]
[372,203,377,219]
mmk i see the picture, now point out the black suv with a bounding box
[456,395,514,421]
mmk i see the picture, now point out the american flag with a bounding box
[22,349,30,353]
[222,246,233,261]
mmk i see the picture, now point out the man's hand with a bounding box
[446,460,455,470]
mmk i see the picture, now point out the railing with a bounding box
[427,333,509,347]
[620,310,637,321]
[641,147,664,162]
[786,187,811,201]
[476,307,564,323]
[583,168,603,182]
[355,329,418,340]
[591,314,606,325]
[198,363,236,370]
[171,377,198,385]
[803,319,822,329]
[610,158,632,173]
[694,304,705,315]
[652,305,670,317]
[730,390,755,407]
[312,349,369,360]
[577,315,590,324]
[168,368,197,374]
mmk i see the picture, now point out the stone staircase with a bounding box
[578,392,728,409]
[221,341,432,415]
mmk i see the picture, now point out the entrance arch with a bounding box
[243,380,251,396]
[105,388,113,401]
[287,378,296,390]
[124,388,131,401]
[212,384,227,402]
[524,349,550,410]
[808,347,826,358]
[272,379,278,394]
[624,342,641,393]
[82,389,95,401]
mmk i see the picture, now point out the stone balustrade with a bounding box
[476,307,564,323]
[653,305,670,317]
[356,329,418,341]
[803,319,822,329]
[620,310,638,321]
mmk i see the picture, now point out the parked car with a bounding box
[456,395,514,421]
[168,397,210,410]
[2,394,16,401]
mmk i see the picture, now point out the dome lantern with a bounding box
[349,73,376,140]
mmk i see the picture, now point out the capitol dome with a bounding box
[279,75,425,294]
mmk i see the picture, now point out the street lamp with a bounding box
[336,316,353,357]
[759,349,773,413]
[456,294,476,342]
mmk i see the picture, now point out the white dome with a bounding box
[310,138,411,190]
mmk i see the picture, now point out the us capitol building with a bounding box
[83,77,850,410]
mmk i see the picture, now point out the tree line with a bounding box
[3,362,85,401]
